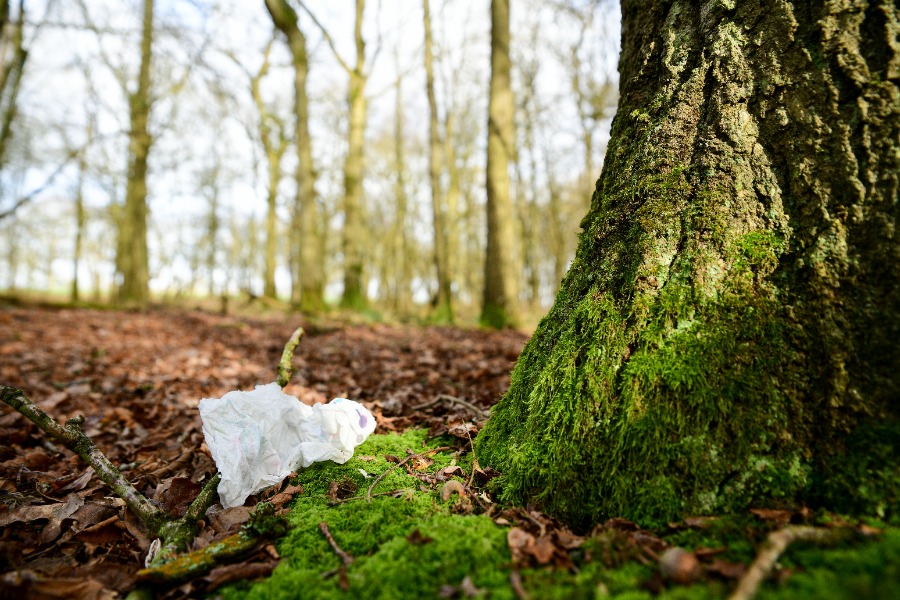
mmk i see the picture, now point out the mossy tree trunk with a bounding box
[477,0,900,528]
[116,0,154,305]
[481,0,520,329]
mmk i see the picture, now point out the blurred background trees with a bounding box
[0,0,620,327]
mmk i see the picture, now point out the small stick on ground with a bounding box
[728,526,843,600]
[319,522,354,566]
[411,394,487,418]
[276,326,305,387]
[366,446,452,503]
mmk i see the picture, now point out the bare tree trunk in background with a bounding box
[481,0,519,328]
[249,38,288,300]
[339,0,369,311]
[264,0,324,312]
[443,113,461,304]
[71,146,87,303]
[116,0,154,304]
[423,0,453,323]
[391,69,411,315]
[0,0,25,170]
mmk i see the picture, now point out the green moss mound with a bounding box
[220,431,900,600]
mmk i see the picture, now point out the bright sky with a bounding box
[1,0,621,298]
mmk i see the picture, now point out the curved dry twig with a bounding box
[366,446,452,503]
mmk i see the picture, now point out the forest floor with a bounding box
[0,304,898,599]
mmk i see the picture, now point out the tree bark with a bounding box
[478,0,900,528]
[249,39,287,301]
[339,0,369,311]
[391,70,411,315]
[481,0,520,328]
[116,0,154,305]
[263,0,324,312]
[424,0,454,323]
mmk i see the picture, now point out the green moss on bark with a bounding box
[477,0,900,528]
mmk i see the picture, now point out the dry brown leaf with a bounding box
[507,527,536,563]
[749,508,794,526]
[531,535,556,565]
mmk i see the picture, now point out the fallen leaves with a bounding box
[0,306,526,597]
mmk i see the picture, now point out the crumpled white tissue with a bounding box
[198,383,376,508]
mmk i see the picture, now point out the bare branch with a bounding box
[295,0,352,73]
[276,326,304,387]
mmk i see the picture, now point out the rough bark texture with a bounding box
[477,0,900,528]
[117,0,154,304]
[481,0,520,329]
[264,0,324,312]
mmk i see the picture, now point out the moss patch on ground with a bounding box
[218,431,900,600]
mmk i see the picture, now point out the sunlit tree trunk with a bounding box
[0,0,25,170]
[264,0,324,312]
[481,0,519,328]
[478,0,900,528]
[390,70,411,315]
[116,0,153,304]
[249,39,288,300]
[423,0,454,323]
[71,149,86,303]
[339,0,369,311]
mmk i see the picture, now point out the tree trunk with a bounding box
[71,153,86,303]
[424,0,454,324]
[340,0,369,311]
[116,0,153,305]
[249,37,287,301]
[391,70,411,315]
[477,0,900,528]
[263,0,324,312]
[481,0,519,328]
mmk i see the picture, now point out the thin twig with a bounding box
[183,473,221,523]
[319,522,354,566]
[276,326,304,387]
[728,526,844,600]
[366,446,452,503]
[465,428,478,488]
[328,489,411,505]
[411,394,487,418]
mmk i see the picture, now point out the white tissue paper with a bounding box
[199,383,376,508]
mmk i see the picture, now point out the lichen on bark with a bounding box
[477,0,900,527]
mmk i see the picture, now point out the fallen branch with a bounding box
[728,526,845,600]
[0,386,169,534]
[1,323,307,596]
[137,503,286,585]
[366,446,452,503]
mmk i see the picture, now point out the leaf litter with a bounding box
[0,306,525,598]
[0,306,896,599]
